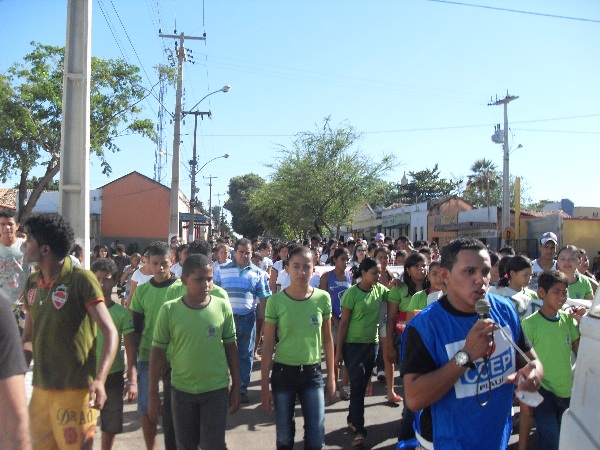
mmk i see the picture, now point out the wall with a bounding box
[564,218,600,259]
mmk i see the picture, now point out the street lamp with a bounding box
[185,85,231,116]
[188,153,230,243]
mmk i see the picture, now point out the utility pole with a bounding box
[159,31,206,240]
[185,110,211,243]
[204,175,217,238]
[489,92,518,246]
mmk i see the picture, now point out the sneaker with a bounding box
[240,393,249,404]
[341,385,351,401]
[351,432,365,447]
[377,371,385,382]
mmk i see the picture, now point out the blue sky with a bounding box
[1,0,599,218]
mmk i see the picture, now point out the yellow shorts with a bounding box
[29,387,98,450]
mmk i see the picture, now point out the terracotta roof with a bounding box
[520,209,571,219]
[0,189,17,211]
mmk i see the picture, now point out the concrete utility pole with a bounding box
[159,31,206,240]
[185,110,211,243]
[59,0,92,268]
[204,175,217,238]
[489,92,518,246]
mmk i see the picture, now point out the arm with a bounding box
[126,279,138,308]
[123,333,138,402]
[224,341,241,415]
[507,348,543,393]
[0,374,31,450]
[268,267,278,294]
[260,321,277,413]
[148,346,167,422]
[87,301,118,409]
[319,271,329,291]
[386,300,400,363]
[335,307,352,366]
[321,317,336,404]
[21,313,33,367]
[403,320,497,412]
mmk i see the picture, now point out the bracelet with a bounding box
[126,382,137,386]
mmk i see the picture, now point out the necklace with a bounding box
[39,285,54,306]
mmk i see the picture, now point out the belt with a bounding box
[233,309,255,318]
[273,362,321,372]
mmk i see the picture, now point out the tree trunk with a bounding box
[18,158,60,224]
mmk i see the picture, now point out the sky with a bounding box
[1,0,600,221]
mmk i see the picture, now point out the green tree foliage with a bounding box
[13,176,59,191]
[462,159,501,208]
[0,42,156,222]
[250,118,395,239]
[400,164,462,203]
[224,174,266,238]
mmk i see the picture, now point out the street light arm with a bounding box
[185,85,231,116]
[197,154,230,174]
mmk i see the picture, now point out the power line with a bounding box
[426,0,600,24]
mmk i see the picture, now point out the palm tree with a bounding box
[465,159,501,208]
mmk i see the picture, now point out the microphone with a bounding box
[475,299,491,322]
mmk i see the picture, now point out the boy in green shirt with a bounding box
[149,254,240,449]
[91,258,137,450]
[522,270,586,450]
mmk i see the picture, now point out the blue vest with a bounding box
[326,270,351,319]
[406,294,520,449]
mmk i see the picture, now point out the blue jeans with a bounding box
[234,311,256,394]
[343,342,377,435]
[271,362,325,450]
[533,387,570,450]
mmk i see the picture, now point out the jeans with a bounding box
[271,362,325,450]
[171,387,229,450]
[234,311,256,394]
[342,342,377,435]
[533,387,570,450]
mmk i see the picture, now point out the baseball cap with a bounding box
[540,232,558,245]
[375,233,385,241]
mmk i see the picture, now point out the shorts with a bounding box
[100,371,124,434]
[137,360,150,414]
[29,386,98,450]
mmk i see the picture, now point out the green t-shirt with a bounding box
[388,283,412,312]
[568,273,593,300]
[341,283,388,344]
[129,278,177,362]
[406,289,427,312]
[521,310,580,398]
[152,296,236,394]
[22,257,104,389]
[165,278,229,301]
[265,288,332,365]
[97,302,134,375]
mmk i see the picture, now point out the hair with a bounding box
[146,241,169,258]
[374,246,390,260]
[251,251,261,263]
[94,245,109,257]
[538,270,569,293]
[215,242,228,252]
[235,238,251,251]
[351,257,378,280]
[115,244,126,253]
[396,235,411,244]
[311,235,321,243]
[24,213,74,259]
[70,244,84,260]
[288,245,313,262]
[498,255,533,287]
[440,237,488,271]
[429,260,441,271]
[489,251,500,268]
[403,252,430,296]
[498,246,516,257]
[182,254,213,277]
[0,210,16,220]
[497,255,512,280]
[352,243,366,261]
[130,252,141,263]
[367,242,378,254]
[556,244,580,259]
[258,242,272,251]
[91,257,119,279]
[418,247,432,256]
[395,250,408,259]
[188,239,212,257]
[332,247,350,263]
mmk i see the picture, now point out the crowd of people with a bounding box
[0,210,592,449]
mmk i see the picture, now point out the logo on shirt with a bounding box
[310,315,319,327]
[207,325,217,339]
[27,289,36,306]
[565,334,572,347]
[52,284,68,309]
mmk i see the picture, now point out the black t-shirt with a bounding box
[0,299,28,380]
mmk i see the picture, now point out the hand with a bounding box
[261,386,273,413]
[334,351,343,367]
[569,306,586,323]
[463,319,497,362]
[229,383,240,415]
[89,379,107,410]
[147,391,162,423]
[325,377,337,406]
[507,361,541,393]
[123,382,138,402]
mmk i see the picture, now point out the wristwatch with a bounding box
[454,350,476,370]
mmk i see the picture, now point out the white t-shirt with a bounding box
[171,262,183,279]
[0,237,29,304]
[131,268,153,286]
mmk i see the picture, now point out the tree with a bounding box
[462,159,501,208]
[13,176,59,191]
[400,164,462,203]
[224,174,266,238]
[250,117,396,239]
[0,42,156,222]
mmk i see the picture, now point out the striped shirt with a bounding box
[214,261,271,315]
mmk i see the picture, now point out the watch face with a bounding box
[455,351,469,366]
